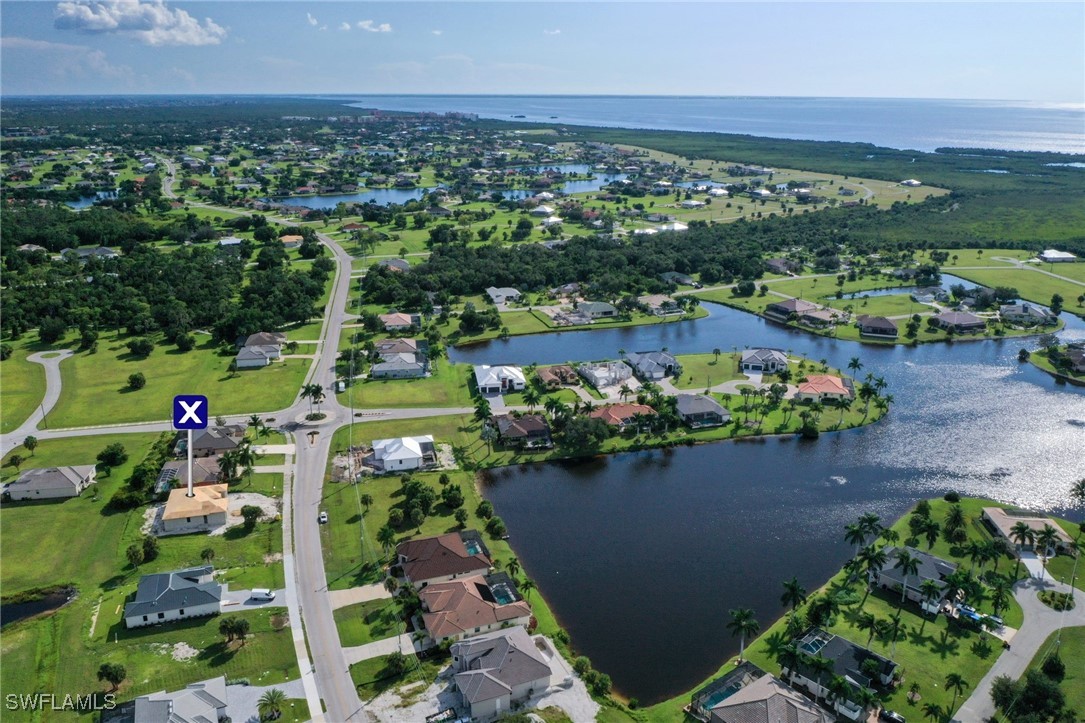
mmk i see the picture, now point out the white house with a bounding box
[160,484,229,535]
[234,345,279,368]
[371,436,435,471]
[1040,249,1077,263]
[129,677,228,723]
[6,465,97,501]
[485,287,522,305]
[679,199,705,209]
[540,216,564,228]
[124,566,223,628]
[900,179,922,187]
[529,204,555,217]
[577,361,633,389]
[740,348,789,373]
[657,221,689,232]
[474,365,526,394]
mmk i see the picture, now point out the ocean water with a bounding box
[341,95,1085,154]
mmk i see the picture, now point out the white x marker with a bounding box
[178,399,204,425]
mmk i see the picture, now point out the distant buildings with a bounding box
[485,287,522,305]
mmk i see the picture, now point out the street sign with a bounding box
[173,395,209,430]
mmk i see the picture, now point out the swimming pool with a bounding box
[701,683,742,709]
[464,540,482,555]
[491,583,518,605]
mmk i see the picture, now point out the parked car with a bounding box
[250,589,275,601]
[318,511,328,524]
[880,710,905,723]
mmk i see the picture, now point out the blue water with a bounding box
[65,190,118,209]
[342,96,1085,154]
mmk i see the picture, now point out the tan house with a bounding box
[795,375,852,403]
[420,573,531,643]
[161,484,229,535]
[589,403,657,429]
[280,234,304,248]
[6,465,96,501]
[982,507,1076,556]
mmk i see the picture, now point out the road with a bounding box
[4,350,73,453]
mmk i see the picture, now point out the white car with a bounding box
[250,589,275,601]
[318,511,328,524]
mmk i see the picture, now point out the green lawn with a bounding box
[343,362,475,408]
[944,267,1085,316]
[46,334,308,428]
[1027,626,1085,712]
[334,598,403,648]
[824,293,931,319]
[348,652,447,702]
[672,352,746,390]
[933,248,1034,266]
[0,336,54,434]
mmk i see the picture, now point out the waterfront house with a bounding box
[689,663,834,723]
[982,507,1075,556]
[485,287,522,305]
[451,627,553,721]
[781,629,897,721]
[5,465,97,501]
[856,315,899,339]
[578,361,633,389]
[578,301,618,319]
[795,375,852,404]
[1039,249,1076,263]
[638,294,684,316]
[675,394,731,428]
[187,425,245,457]
[370,436,436,472]
[625,350,681,380]
[741,348,789,373]
[800,308,839,328]
[536,365,578,388]
[764,298,820,321]
[160,484,229,535]
[1068,348,1085,373]
[933,311,987,334]
[999,303,1057,326]
[420,572,531,644]
[491,414,552,448]
[124,566,222,628]
[589,403,657,430]
[871,546,958,607]
[474,365,526,394]
[397,530,492,589]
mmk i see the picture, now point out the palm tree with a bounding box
[964,540,986,574]
[918,579,942,634]
[218,449,240,483]
[893,549,921,612]
[258,688,286,721]
[883,615,906,659]
[310,384,326,414]
[856,611,878,647]
[848,357,863,376]
[235,438,259,488]
[377,525,396,553]
[781,577,807,615]
[921,517,941,549]
[522,386,542,413]
[990,576,1011,616]
[543,396,564,419]
[844,523,866,556]
[248,413,264,437]
[712,347,721,363]
[808,655,834,700]
[618,383,632,402]
[519,578,536,600]
[726,608,760,661]
[944,503,965,536]
[480,424,497,454]
[505,558,522,580]
[922,702,945,723]
[1036,524,1060,580]
[944,673,969,712]
[880,527,901,546]
[859,545,888,606]
[1010,521,1036,578]
[858,513,882,540]
[474,397,492,422]
[827,675,851,711]
[1072,478,1085,536]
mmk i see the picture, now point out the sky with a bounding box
[1,1,1083,102]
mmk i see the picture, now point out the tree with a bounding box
[893,550,921,613]
[918,578,942,634]
[519,577,537,600]
[921,702,945,723]
[241,505,263,528]
[454,508,468,527]
[97,443,128,467]
[233,617,251,643]
[712,347,721,363]
[219,617,238,642]
[258,688,286,721]
[781,576,807,615]
[1050,293,1064,316]
[175,333,196,352]
[858,545,888,606]
[844,523,866,556]
[480,423,497,454]
[377,525,397,552]
[474,397,492,422]
[22,435,38,456]
[360,493,374,512]
[126,337,154,357]
[97,663,126,692]
[385,650,411,675]
[1010,521,1037,578]
[127,372,146,390]
[126,544,144,568]
[726,608,760,661]
[201,547,216,564]
[486,516,507,538]
[945,672,969,712]
[522,386,542,412]
[142,535,159,562]
[1035,524,1060,580]
[856,612,878,647]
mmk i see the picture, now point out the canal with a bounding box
[449,302,1085,704]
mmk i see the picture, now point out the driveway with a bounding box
[226,679,306,723]
[2,349,74,455]
[342,633,420,665]
[328,584,392,611]
[221,589,288,610]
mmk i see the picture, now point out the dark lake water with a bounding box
[452,302,1085,703]
[0,589,73,628]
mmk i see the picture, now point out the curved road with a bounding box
[4,350,73,455]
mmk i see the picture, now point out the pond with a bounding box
[0,588,74,628]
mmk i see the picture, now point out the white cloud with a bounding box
[53,0,227,46]
[306,12,318,27]
[319,25,327,32]
[339,22,351,31]
[543,29,561,35]
[431,30,443,36]
[356,20,392,33]
[2,36,133,81]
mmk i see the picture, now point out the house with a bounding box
[800,308,839,328]
[765,258,801,275]
[540,216,563,228]
[741,348,788,373]
[217,236,243,248]
[625,350,680,380]
[871,547,958,606]
[529,204,555,217]
[764,298,820,321]
[451,627,553,721]
[5,465,96,501]
[577,361,632,389]
[17,243,47,254]
[577,301,618,319]
[1039,249,1077,263]
[689,664,834,723]
[589,403,657,429]
[675,394,731,428]
[680,199,706,209]
[474,365,526,394]
[536,365,577,388]
[234,344,279,368]
[124,566,223,628]
[420,573,532,643]
[638,294,683,316]
[748,188,773,199]
[370,436,436,472]
[491,414,552,448]
[378,312,418,331]
[110,676,229,723]
[781,629,898,721]
[188,425,245,457]
[243,332,286,350]
[154,458,221,495]
[1000,303,1057,326]
[280,234,303,248]
[397,530,492,588]
[657,221,689,232]
[374,338,420,356]
[933,311,987,334]
[160,484,229,534]
[795,375,852,403]
[61,246,119,261]
[660,271,696,286]
[1068,348,1085,373]
[485,287,522,305]
[377,258,412,272]
[856,315,899,339]
[900,179,922,187]
[982,507,1076,556]
[370,352,427,379]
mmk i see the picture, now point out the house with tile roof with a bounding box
[588,403,657,430]
[420,573,531,643]
[123,566,222,628]
[795,375,852,404]
[451,626,553,721]
[397,530,492,588]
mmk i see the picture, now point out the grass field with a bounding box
[348,653,447,702]
[672,352,746,389]
[342,362,475,408]
[824,293,931,319]
[333,598,403,648]
[1027,627,1085,713]
[0,337,52,434]
[45,333,308,428]
[944,267,1085,315]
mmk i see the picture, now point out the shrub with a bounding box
[944,491,961,503]
[476,500,494,519]
[1041,654,1065,682]
[486,516,507,538]
[128,372,146,390]
[108,490,144,510]
[573,656,592,676]
[388,508,404,527]
[126,338,154,357]
[0,343,12,361]
[97,443,128,467]
[175,333,196,352]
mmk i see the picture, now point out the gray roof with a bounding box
[936,311,985,326]
[791,629,897,690]
[1000,303,1054,319]
[486,286,521,300]
[375,338,420,355]
[709,675,834,723]
[190,425,245,452]
[371,359,426,374]
[625,350,679,376]
[244,331,286,347]
[578,301,617,315]
[6,465,95,494]
[876,546,957,591]
[235,344,279,362]
[124,566,222,619]
[452,627,551,704]
[133,676,228,723]
[378,258,412,272]
[675,394,730,418]
[741,348,788,365]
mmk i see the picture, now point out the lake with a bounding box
[451,302,1085,703]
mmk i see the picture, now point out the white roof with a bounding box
[1041,249,1076,260]
[541,216,563,227]
[474,365,525,387]
[657,222,689,232]
[372,436,433,461]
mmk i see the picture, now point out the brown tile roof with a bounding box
[397,532,491,584]
[588,403,657,426]
[421,576,531,640]
[797,375,850,397]
[162,484,229,521]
